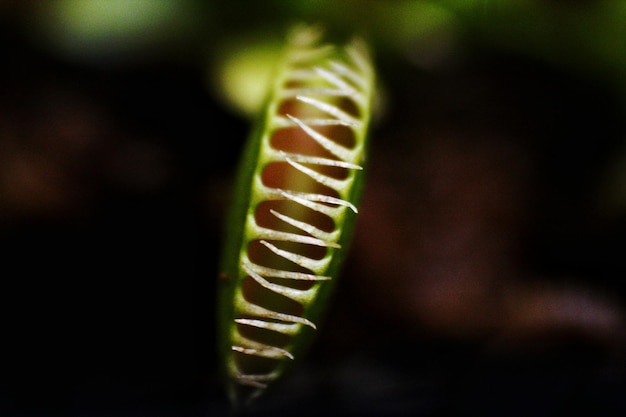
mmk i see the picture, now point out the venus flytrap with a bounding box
[217,24,375,406]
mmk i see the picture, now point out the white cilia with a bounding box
[218,24,375,406]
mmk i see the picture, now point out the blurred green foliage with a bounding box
[8,0,622,221]
[15,1,625,80]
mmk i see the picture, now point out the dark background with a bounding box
[1,1,625,416]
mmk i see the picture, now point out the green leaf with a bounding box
[217,23,376,407]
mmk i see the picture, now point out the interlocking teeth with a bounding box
[232,342,295,360]
[278,151,363,170]
[236,298,318,329]
[235,318,302,335]
[242,258,332,281]
[243,262,317,305]
[314,65,360,97]
[275,189,359,215]
[270,208,340,245]
[296,95,361,127]
[285,113,357,162]
[274,116,356,128]
[227,26,373,397]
